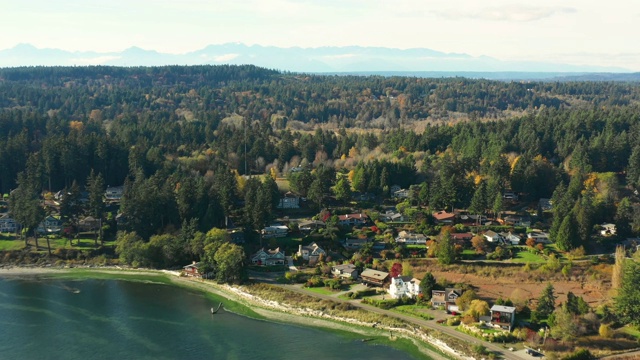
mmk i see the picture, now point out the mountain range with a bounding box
[0,43,632,77]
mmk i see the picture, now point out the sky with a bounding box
[1,0,639,70]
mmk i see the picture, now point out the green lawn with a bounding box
[0,233,114,252]
[305,286,338,295]
[511,248,546,263]
[0,238,23,251]
[392,305,435,321]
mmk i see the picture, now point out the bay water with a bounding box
[0,279,419,359]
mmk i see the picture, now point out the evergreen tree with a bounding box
[333,175,352,204]
[628,144,640,189]
[615,261,640,327]
[537,283,557,317]
[615,197,633,238]
[437,230,456,265]
[469,181,487,215]
[420,272,437,300]
[556,211,579,251]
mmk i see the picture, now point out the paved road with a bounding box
[278,283,526,360]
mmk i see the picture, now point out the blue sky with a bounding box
[2,0,639,69]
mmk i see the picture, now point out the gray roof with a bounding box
[491,305,516,313]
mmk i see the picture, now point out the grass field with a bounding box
[511,248,547,263]
[392,305,435,321]
[305,286,338,295]
[0,233,115,252]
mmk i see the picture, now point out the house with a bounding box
[393,188,410,199]
[431,288,463,313]
[390,185,402,194]
[500,232,521,245]
[277,192,300,209]
[343,237,371,250]
[450,232,473,242]
[338,213,369,226]
[527,231,551,244]
[331,264,359,279]
[183,261,201,277]
[105,186,124,201]
[395,231,427,245]
[600,223,617,237]
[484,230,503,243]
[299,220,325,232]
[499,212,531,227]
[297,242,326,265]
[78,216,100,232]
[227,229,245,244]
[388,276,422,299]
[432,211,456,224]
[0,214,18,233]
[539,198,553,211]
[353,192,376,202]
[251,248,286,266]
[490,305,516,331]
[360,268,389,287]
[458,214,487,226]
[37,215,62,234]
[502,192,519,201]
[379,210,405,222]
[261,225,289,238]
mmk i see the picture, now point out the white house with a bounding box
[338,213,368,226]
[395,231,427,245]
[37,215,62,234]
[484,230,503,243]
[388,276,422,299]
[527,231,551,244]
[600,223,617,237]
[500,232,521,245]
[490,305,517,331]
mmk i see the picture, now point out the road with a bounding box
[278,283,528,360]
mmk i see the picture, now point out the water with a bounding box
[0,279,419,360]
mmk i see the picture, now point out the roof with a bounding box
[491,305,516,313]
[484,230,499,237]
[361,269,389,280]
[432,211,455,220]
[183,262,200,269]
[450,233,473,240]
[338,213,368,221]
[333,264,356,271]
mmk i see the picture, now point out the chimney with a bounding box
[298,244,302,254]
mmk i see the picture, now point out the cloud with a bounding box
[69,56,121,65]
[213,53,239,62]
[436,5,577,22]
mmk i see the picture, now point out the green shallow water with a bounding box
[0,279,421,360]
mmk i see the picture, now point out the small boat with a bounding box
[210,303,223,314]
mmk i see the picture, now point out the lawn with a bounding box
[0,238,23,251]
[305,286,338,295]
[511,247,546,263]
[0,233,115,252]
[392,304,435,321]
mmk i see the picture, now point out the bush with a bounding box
[561,349,595,360]
[447,317,461,326]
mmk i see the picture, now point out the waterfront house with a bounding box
[251,248,286,266]
[388,276,421,299]
[0,214,18,233]
[431,288,462,313]
[37,215,62,234]
[360,269,389,287]
[183,261,201,277]
[331,264,358,279]
[490,305,516,331]
[79,216,100,232]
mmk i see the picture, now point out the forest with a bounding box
[1,65,640,278]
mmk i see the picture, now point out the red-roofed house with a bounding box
[338,213,369,226]
[432,211,456,224]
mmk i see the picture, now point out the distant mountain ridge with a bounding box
[0,43,631,76]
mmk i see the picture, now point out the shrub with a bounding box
[561,349,595,360]
[447,317,461,326]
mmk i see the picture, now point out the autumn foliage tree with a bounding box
[390,262,403,278]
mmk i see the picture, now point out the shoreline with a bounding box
[0,266,464,360]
